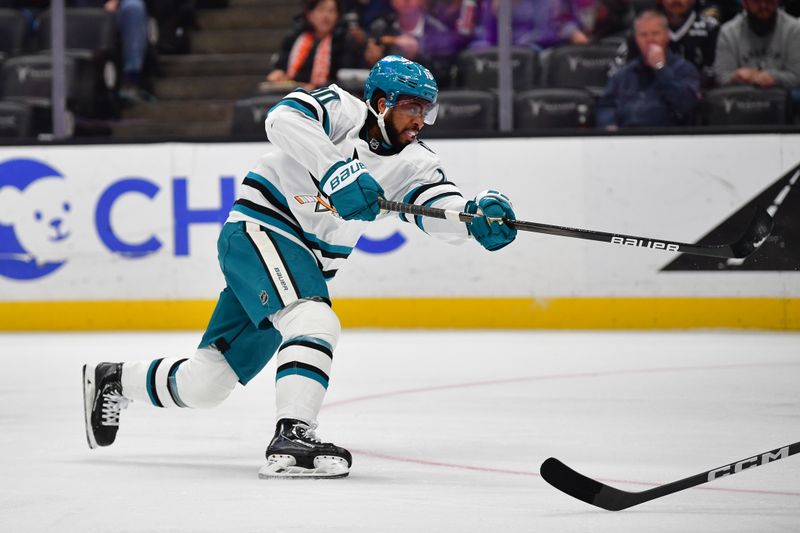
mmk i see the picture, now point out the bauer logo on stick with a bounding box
[611,236,680,252]
[0,158,73,280]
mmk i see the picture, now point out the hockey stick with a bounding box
[540,441,800,511]
[378,199,773,259]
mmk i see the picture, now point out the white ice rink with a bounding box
[1,330,799,532]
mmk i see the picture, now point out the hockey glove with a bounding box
[465,190,517,251]
[322,159,384,221]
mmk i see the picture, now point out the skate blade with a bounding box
[258,454,350,479]
[82,364,99,450]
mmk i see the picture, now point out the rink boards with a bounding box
[0,133,798,330]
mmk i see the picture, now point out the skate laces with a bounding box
[298,422,322,444]
[101,390,130,426]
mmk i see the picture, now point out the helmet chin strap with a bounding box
[367,102,393,147]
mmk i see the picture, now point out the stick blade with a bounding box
[730,208,774,258]
[540,458,633,511]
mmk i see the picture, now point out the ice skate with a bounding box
[258,418,352,479]
[82,362,129,449]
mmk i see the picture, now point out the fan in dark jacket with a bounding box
[598,9,700,129]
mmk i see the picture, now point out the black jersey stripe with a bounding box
[147,358,165,408]
[166,358,188,408]
[280,339,333,359]
[276,361,330,383]
[284,95,319,121]
[407,180,456,206]
[242,177,298,223]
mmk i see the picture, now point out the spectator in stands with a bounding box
[364,0,462,87]
[70,0,150,103]
[713,0,800,99]
[597,9,700,128]
[267,0,360,91]
[617,0,720,87]
[467,0,589,50]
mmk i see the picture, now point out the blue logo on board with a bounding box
[0,159,72,280]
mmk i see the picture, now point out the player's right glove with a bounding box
[321,159,384,221]
[465,190,517,251]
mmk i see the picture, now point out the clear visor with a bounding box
[391,98,439,125]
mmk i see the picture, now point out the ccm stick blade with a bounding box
[540,441,800,511]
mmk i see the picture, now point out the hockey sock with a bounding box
[121,348,239,408]
[121,357,190,408]
[275,335,333,423]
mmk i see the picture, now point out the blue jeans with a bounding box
[117,0,148,80]
[792,88,800,123]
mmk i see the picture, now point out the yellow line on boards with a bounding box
[0,298,797,331]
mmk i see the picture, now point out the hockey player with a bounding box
[82,55,517,479]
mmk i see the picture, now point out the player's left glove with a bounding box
[465,190,517,251]
[321,158,384,221]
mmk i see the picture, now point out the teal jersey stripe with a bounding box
[276,367,329,389]
[272,99,318,122]
[245,171,290,208]
[145,360,160,407]
[302,231,353,256]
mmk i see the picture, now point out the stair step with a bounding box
[158,53,274,76]
[123,100,234,123]
[191,28,285,54]
[111,119,232,139]
[153,75,263,100]
[196,6,295,30]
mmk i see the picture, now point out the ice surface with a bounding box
[0,330,798,532]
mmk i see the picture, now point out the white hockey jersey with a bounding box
[226,84,470,280]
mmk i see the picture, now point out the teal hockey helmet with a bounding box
[364,55,439,124]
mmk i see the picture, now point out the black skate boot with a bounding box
[258,418,352,479]
[82,362,129,449]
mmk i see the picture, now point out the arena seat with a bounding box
[431,90,496,133]
[38,8,119,118]
[0,9,25,65]
[456,47,539,91]
[542,44,618,96]
[231,93,285,137]
[0,100,34,138]
[514,88,595,129]
[701,86,791,126]
[1,55,80,134]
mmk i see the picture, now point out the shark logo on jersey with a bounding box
[0,158,73,280]
[294,194,340,218]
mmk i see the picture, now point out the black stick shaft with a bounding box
[540,440,800,511]
[378,199,772,259]
[632,441,800,506]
